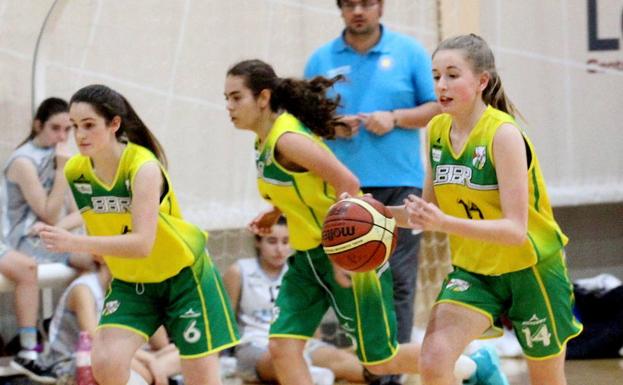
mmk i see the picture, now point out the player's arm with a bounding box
[222,263,242,314]
[276,132,360,197]
[40,162,162,257]
[6,157,68,224]
[406,123,528,245]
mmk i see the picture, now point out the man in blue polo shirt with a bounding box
[305,3,438,383]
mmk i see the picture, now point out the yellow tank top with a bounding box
[428,106,567,275]
[65,142,207,282]
[256,113,337,250]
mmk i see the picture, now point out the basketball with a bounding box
[321,196,398,272]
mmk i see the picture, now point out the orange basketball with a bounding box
[321,196,398,272]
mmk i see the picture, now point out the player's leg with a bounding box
[166,252,240,385]
[509,251,582,385]
[268,338,311,384]
[308,339,365,383]
[417,303,489,385]
[234,342,276,382]
[269,247,332,385]
[525,353,566,385]
[180,354,222,385]
[91,327,147,385]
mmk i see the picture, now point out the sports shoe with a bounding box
[464,346,509,385]
[10,355,58,384]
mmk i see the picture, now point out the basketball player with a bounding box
[39,84,239,385]
[223,215,365,383]
[403,34,582,385]
[224,59,506,385]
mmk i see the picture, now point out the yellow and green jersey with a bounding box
[65,142,207,283]
[256,113,338,251]
[428,106,567,275]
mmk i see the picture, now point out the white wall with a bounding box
[0,0,439,230]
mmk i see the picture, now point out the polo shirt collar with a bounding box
[334,24,390,54]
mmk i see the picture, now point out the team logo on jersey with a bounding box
[472,146,486,169]
[102,300,120,316]
[75,183,92,195]
[270,306,281,323]
[446,278,470,292]
[432,148,442,162]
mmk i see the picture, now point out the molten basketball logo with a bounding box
[322,197,397,272]
[322,226,356,241]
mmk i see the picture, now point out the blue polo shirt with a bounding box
[304,26,436,188]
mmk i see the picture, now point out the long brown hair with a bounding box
[433,34,520,118]
[227,59,342,139]
[70,85,167,167]
[18,97,69,147]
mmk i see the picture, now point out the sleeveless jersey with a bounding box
[428,106,567,275]
[40,272,104,369]
[64,142,207,282]
[256,113,337,250]
[1,141,56,250]
[237,258,287,347]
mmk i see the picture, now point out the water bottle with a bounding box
[75,331,97,385]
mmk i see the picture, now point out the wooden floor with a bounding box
[399,358,623,385]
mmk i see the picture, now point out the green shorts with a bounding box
[269,245,398,364]
[436,250,582,359]
[99,252,239,358]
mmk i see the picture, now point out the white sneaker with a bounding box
[309,365,334,385]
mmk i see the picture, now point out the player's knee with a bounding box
[419,345,453,381]
[268,339,286,360]
[364,361,395,375]
[91,346,131,385]
[268,339,302,362]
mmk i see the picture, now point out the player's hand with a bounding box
[359,111,394,136]
[404,195,444,232]
[147,359,169,385]
[55,140,72,166]
[334,115,361,138]
[39,225,77,253]
[331,263,352,288]
[248,207,281,236]
[28,221,47,236]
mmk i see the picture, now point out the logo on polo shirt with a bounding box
[379,55,394,70]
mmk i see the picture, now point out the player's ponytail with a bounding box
[227,59,342,139]
[272,76,341,138]
[433,34,520,119]
[70,84,167,167]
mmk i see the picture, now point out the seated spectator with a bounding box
[1,97,91,379]
[34,261,181,385]
[222,216,365,384]
[2,96,90,267]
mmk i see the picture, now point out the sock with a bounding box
[454,354,477,380]
[19,327,38,350]
[18,327,38,360]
